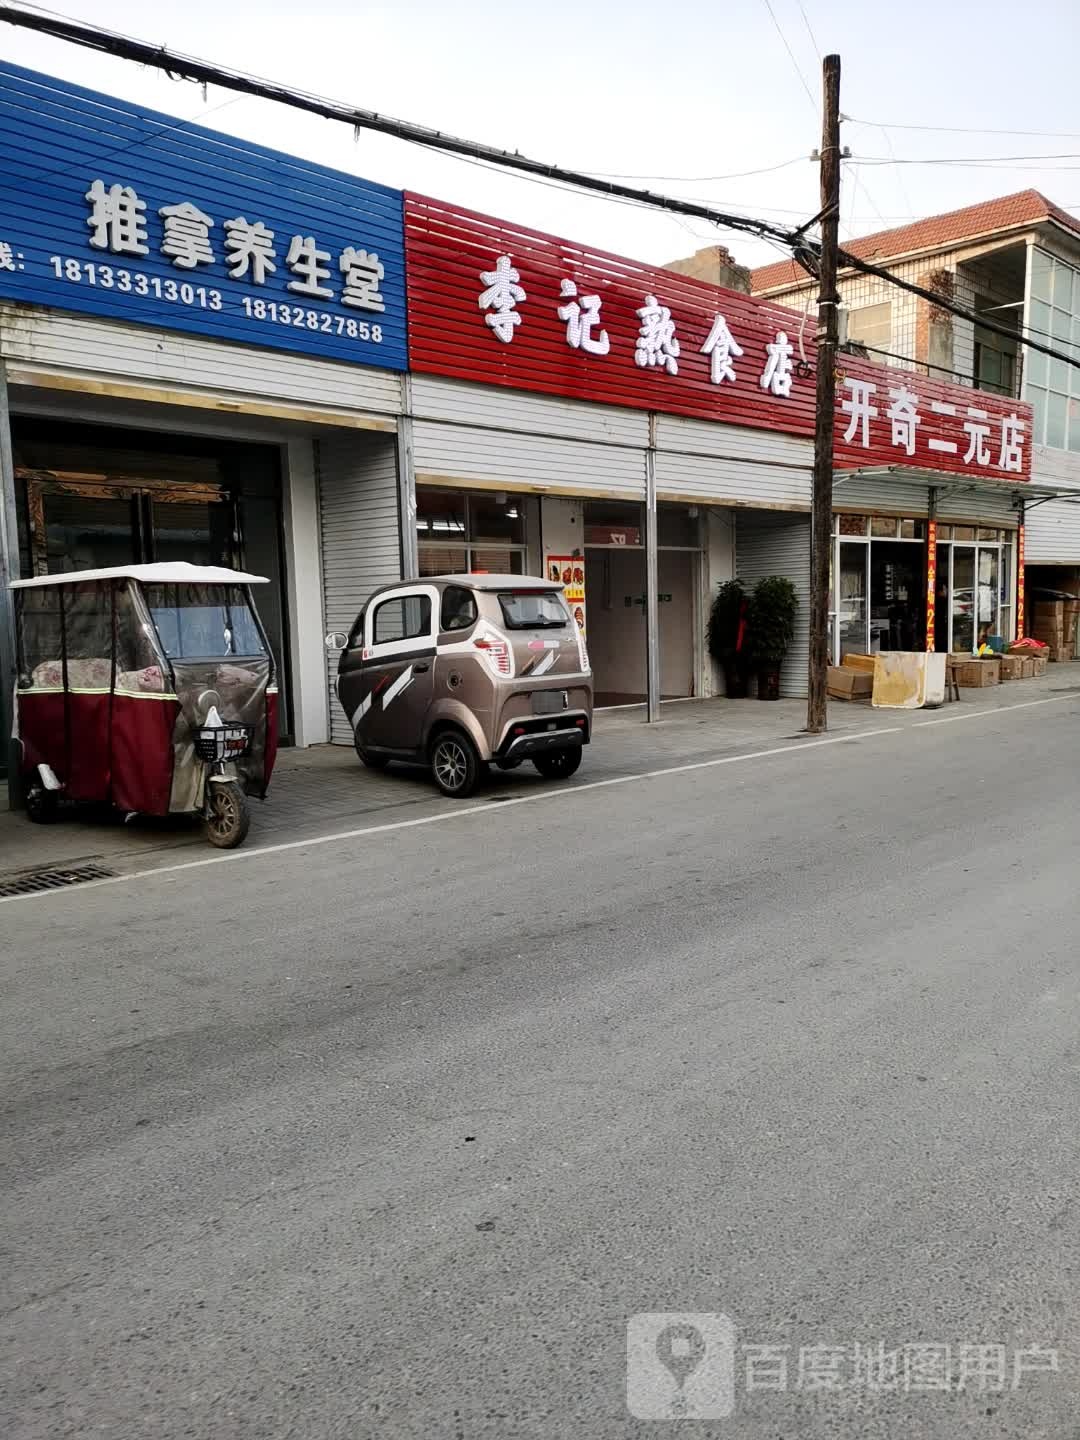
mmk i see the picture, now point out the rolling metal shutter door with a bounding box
[1026,496,1080,563]
[736,511,812,699]
[319,432,402,744]
[833,477,929,515]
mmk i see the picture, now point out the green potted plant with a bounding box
[706,579,750,698]
[748,575,799,701]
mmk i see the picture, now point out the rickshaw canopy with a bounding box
[11,562,269,588]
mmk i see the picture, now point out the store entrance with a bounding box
[832,515,926,661]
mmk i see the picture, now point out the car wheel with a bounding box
[430,730,481,799]
[532,747,582,780]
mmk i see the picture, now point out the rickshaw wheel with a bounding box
[25,786,59,824]
[205,781,251,849]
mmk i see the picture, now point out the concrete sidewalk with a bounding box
[2,664,1078,883]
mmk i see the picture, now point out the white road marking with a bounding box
[2,691,1075,906]
[914,694,1075,726]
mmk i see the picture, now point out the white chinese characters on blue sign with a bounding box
[0,62,407,370]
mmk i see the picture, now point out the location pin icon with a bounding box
[655,1321,707,1395]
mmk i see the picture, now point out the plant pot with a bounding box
[757,665,782,700]
[721,661,749,699]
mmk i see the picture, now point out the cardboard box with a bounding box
[828,665,873,700]
[1031,653,1049,676]
[998,654,1024,680]
[1033,601,1065,621]
[955,658,1000,687]
[1020,657,1036,678]
[841,653,877,673]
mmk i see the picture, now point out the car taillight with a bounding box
[473,635,512,676]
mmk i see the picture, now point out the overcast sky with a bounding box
[5,0,1080,272]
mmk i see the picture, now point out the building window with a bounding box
[416,485,526,575]
[845,302,892,356]
[1024,249,1080,451]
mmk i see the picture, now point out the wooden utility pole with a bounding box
[806,53,842,734]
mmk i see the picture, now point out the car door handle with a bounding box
[413,661,430,673]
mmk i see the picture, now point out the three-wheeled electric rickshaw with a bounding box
[11,563,278,847]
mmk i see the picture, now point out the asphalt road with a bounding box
[3,696,1079,1439]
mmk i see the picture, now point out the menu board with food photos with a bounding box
[546,554,586,635]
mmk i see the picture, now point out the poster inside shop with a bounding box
[546,554,586,634]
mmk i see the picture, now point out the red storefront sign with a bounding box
[404,193,1032,484]
[584,525,641,546]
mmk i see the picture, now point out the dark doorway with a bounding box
[870,541,924,652]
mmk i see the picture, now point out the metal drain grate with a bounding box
[0,861,117,898]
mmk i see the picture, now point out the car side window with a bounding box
[440,586,478,633]
[372,594,432,646]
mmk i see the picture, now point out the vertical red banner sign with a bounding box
[925,519,938,651]
[1016,524,1026,639]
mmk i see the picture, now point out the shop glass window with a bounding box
[419,547,468,577]
[470,547,525,575]
[440,586,477,632]
[584,499,644,530]
[838,514,868,536]
[372,594,432,645]
[145,583,266,659]
[658,505,700,547]
[978,527,1000,543]
[870,516,898,538]
[469,493,525,545]
[952,526,975,542]
[416,487,466,540]
[937,525,952,541]
[899,519,925,540]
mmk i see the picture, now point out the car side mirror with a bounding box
[325,631,349,652]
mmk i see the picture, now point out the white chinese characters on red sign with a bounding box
[840,376,1026,475]
[477,253,792,397]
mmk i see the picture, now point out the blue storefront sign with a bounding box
[0,63,407,371]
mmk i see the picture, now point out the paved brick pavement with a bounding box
[2,666,1077,883]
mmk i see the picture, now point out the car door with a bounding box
[359,586,438,753]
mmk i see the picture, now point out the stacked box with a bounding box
[828,666,873,700]
[1031,653,1049,676]
[998,654,1024,680]
[841,654,877,674]
[1020,657,1036,678]
[1030,601,1074,658]
[955,659,1000,687]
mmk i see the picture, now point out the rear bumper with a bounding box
[497,711,591,757]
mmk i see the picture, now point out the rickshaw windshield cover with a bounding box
[143,583,268,660]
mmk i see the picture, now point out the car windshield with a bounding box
[497,590,570,630]
[144,583,267,659]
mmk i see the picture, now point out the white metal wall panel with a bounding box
[1026,497,1080,562]
[1027,445,1080,563]
[735,511,811,699]
[654,414,812,509]
[0,304,402,417]
[319,432,402,744]
[411,375,649,447]
[833,477,930,515]
[936,487,1018,526]
[414,419,647,497]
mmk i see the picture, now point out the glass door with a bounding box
[835,539,870,662]
[951,546,976,654]
[976,547,1000,648]
[149,495,233,567]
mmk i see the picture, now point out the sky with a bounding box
[4,0,1080,274]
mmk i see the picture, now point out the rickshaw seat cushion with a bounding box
[32,658,112,689]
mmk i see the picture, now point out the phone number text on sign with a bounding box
[46,254,384,342]
[49,255,223,309]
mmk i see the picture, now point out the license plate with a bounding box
[532,689,566,715]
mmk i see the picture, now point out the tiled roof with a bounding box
[750,189,1080,293]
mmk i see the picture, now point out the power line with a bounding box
[2,3,1078,383]
[758,0,818,112]
[849,115,1080,140]
[588,156,808,184]
[852,153,1080,167]
[795,0,822,59]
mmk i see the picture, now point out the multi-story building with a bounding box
[751,191,1080,608]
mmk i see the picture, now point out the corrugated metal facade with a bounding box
[832,475,1019,528]
[1027,445,1080,562]
[654,414,812,508]
[318,432,402,744]
[412,375,648,497]
[736,511,812,699]
[0,305,403,419]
